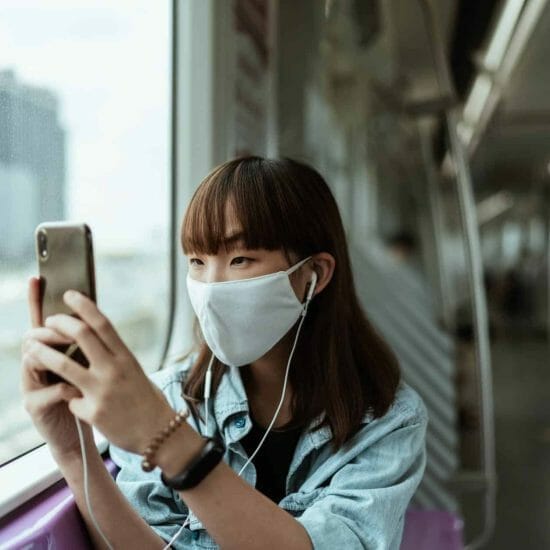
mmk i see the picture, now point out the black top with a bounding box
[240,415,303,504]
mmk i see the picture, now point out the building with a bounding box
[0,69,66,262]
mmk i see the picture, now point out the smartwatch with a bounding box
[160,437,225,491]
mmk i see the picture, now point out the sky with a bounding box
[0,0,170,252]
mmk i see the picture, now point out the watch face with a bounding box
[160,438,225,490]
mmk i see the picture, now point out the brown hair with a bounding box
[179,156,400,451]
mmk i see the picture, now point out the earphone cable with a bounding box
[161,349,215,548]
[237,304,306,476]
[75,415,115,550]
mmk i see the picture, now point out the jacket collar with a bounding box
[210,363,374,448]
[211,365,332,447]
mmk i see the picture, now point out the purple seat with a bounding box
[401,509,464,550]
[0,458,118,549]
[1,462,463,549]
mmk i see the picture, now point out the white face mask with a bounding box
[186,256,312,367]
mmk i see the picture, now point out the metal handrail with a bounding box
[415,1,497,548]
[418,124,455,330]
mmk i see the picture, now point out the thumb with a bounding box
[67,396,93,424]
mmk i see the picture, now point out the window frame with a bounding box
[0,0,181,519]
[0,429,109,518]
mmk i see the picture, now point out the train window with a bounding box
[0,1,171,466]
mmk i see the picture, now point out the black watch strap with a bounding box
[160,437,225,491]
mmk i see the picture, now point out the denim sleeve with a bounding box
[109,442,191,545]
[295,401,428,550]
[108,362,195,546]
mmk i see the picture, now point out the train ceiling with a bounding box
[472,1,550,191]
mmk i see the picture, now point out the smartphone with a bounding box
[35,222,97,384]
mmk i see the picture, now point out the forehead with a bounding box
[224,201,242,235]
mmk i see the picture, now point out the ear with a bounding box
[308,252,335,297]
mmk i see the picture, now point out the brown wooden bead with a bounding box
[140,409,191,472]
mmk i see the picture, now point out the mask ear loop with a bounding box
[286,255,312,275]
[164,272,317,550]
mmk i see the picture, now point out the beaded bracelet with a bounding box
[141,409,190,472]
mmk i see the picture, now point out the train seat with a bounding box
[0,458,464,549]
[401,509,464,550]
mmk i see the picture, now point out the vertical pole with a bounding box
[417,1,496,548]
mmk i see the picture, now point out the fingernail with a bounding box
[64,290,77,302]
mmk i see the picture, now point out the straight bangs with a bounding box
[181,157,315,258]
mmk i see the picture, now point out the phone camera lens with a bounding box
[38,230,48,259]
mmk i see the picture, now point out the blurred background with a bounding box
[1,0,550,548]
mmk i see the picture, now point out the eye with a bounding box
[189,257,204,266]
[231,256,252,266]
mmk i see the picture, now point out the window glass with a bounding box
[0,0,171,465]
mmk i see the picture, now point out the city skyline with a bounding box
[0,69,66,262]
[0,1,170,253]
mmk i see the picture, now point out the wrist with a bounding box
[51,442,102,476]
[147,409,206,478]
[50,433,96,466]
[157,423,206,477]
[160,437,225,491]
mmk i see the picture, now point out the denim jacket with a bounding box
[109,354,428,549]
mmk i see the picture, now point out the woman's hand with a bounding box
[21,277,90,458]
[24,287,176,455]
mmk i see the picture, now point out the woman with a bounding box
[21,156,428,549]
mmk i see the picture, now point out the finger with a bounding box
[28,276,43,328]
[67,395,94,424]
[23,383,82,417]
[21,333,84,392]
[21,351,52,392]
[26,340,91,390]
[22,327,73,353]
[43,314,111,364]
[62,291,128,355]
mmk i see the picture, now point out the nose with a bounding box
[204,262,226,284]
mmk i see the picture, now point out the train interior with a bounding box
[1,1,549,548]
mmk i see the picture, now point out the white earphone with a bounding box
[306,271,318,302]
